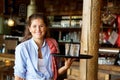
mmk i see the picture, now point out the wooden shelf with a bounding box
[99,48,120,54]
[45,11,82,16]
[49,27,81,32]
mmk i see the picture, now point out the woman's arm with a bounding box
[14,76,24,80]
[58,58,75,75]
[14,45,27,80]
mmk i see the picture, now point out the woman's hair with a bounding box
[21,13,50,42]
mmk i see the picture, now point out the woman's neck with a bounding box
[34,38,44,48]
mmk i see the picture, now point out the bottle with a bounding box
[2,43,5,53]
[114,51,120,65]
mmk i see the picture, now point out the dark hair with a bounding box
[21,13,50,42]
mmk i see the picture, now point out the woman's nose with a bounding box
[36,26,41,31]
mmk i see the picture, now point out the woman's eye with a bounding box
[40,25,45,27]
[33,25,37,28]
[31,24,45,28]
[40,25,43,27]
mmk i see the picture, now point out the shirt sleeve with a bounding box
[14,44,27,78]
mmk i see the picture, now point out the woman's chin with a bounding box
[37,36,44,39]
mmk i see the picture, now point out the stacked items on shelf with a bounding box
[48,16,82,28]
[59,31,80,43]
[98,48,119,65]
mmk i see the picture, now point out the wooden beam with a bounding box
[80,0,101,80]
[79,0,91,80]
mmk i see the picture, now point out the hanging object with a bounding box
[27,0,37,18]
[7,18,15,27]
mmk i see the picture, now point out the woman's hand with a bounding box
[64,58,76,69]
[58,58,77,75]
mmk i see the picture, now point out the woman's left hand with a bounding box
[64,58,77,69]
[58,58,77,75]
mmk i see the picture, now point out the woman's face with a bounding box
[29,18,47,40]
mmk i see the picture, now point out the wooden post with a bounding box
[80,0,101,80]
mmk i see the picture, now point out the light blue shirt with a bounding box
[14,38,53,80]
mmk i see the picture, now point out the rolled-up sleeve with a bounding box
[14,44,27,78]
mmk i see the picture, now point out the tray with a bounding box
[52,53,93,59]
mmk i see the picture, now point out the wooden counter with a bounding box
[0,53,15,61]
[0,53,14,80]
[99,64,120,75]
[98,64,120,80]
[67,62,120,80]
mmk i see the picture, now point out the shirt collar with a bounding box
[31,38,46,49]
[41,40,46,48]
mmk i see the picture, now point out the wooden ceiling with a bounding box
[0,0,83,16]
[0,0,120,17]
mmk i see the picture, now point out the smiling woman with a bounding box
[29,18,47,41]
[14,13,75,80]
[22,13,50,42]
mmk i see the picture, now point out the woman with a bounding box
[14,13,74,80]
